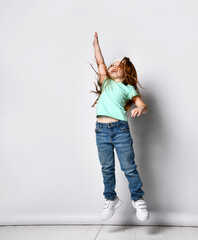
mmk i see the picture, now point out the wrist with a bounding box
[140,105,148,114]
[95,58,104,65]
[97,60,104,65]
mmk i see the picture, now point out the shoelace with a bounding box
[135,200,147,210]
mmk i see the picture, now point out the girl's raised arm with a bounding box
[93,32,108,84]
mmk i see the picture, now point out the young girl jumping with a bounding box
[91,32,149,222]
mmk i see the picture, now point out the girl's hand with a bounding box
[131,106,145,118]
[93,32,99,46]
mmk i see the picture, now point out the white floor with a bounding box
[0,225,198,240]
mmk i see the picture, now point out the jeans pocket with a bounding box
[119,122,130,131]
[95,125,102,133]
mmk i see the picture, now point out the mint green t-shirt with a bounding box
[96,77,138,121]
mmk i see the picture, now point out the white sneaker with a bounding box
[132,198,149,221]
[100,197,122,221]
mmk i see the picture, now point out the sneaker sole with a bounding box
[100,198,122,221]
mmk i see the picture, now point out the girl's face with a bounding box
[108,60,125,80]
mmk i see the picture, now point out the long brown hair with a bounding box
[90,57,145,112]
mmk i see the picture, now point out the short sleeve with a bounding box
[101,77,108,87]
[126,85,138,100]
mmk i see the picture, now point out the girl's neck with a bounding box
[113,77,125,83]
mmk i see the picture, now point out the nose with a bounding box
[112,67,118,72]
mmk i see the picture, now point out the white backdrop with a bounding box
[0,0,198,226]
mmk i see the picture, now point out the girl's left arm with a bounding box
[131,96,148,117]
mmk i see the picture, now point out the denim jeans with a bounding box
[95,120,145,201]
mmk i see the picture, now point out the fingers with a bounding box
[131,108,142,118]
[93,33,98,45]
[94,32,98,40]
[93,33,99,46]
[131,110,136,118]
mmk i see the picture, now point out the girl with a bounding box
[91,32,149,222]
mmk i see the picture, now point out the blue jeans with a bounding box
[95,120,145,201]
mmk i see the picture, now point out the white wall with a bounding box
[0,0,198,226]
